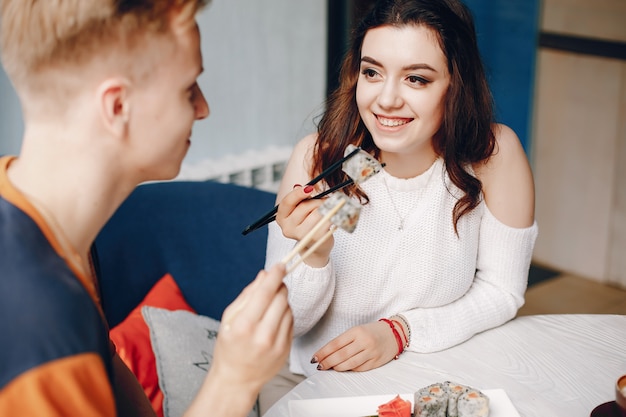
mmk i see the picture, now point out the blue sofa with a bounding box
[94,180,277,328]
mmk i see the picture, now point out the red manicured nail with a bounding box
[293,183,301,189]
[303,185,314,193]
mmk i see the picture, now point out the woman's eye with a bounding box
[361,68,379,78]
[407,75,430,86]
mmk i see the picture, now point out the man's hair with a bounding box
[0,0,209,93]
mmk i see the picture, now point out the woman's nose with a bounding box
[376,80,403,110]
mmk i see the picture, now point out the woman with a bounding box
[261,0,537,412]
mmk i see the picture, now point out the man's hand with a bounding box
[184,263,293,417]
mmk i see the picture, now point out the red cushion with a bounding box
[109,274,194,417]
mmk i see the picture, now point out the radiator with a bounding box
[175,146,293,193]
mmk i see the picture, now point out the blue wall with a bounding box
[464,0,541,155]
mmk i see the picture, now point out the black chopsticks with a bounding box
[241,179,355,235]
[241,146,362,236]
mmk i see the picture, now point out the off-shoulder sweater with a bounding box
[265,158,538,377]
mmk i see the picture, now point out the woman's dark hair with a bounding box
[313,0,495,232]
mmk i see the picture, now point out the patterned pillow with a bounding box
[142,306,259,417]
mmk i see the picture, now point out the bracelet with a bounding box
[391,314,411,348]
[379,318,404,360]
[391,319,408,348]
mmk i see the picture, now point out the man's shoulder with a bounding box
[0,197,101,321]
[0,195,59,275]
[0,197,110,388]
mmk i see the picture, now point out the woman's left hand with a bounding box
[311,321,400,372]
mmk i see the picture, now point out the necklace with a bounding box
[382,176,421,231]
[381,158,439,231]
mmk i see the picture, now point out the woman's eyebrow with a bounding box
[361,56,437,73]
[402,63,437,73]
[361,56,382,66]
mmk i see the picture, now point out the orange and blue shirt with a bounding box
[0,156,117,416]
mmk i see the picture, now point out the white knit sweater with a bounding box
[265,158,538,377]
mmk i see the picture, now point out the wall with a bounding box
[0,0,327,165]
[531,0,626,287]
[190,0,326,164]
[465,0,541,155]
[0,60,23,156]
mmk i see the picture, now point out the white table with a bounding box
[265,314,626,417]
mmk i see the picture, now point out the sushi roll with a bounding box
[414,383,448,417]
[342,144,382,185]
[457,389,489,417]
[444,381,469,417]
[318,192,361,233]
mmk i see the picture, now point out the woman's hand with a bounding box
[311,321,400,372]
[275,185,333,268]
[185,264,292,417]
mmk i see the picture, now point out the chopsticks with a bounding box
[223,197,350,327]
[241,146,361,236]
[286,225,337,274]
[241,178,354,234]
[280,198,346,265]
[282,191,361,274]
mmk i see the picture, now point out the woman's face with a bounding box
[356,24,450,172]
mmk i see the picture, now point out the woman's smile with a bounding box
[376,115,413,128]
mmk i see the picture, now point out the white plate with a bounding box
[288,389,520,417]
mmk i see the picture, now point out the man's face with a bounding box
[127,19,209,182]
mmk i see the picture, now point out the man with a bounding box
[0,1,292,416]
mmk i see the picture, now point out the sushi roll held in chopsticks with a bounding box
[318,192,361,233]
[342,143,383,186]
[311,144,384,201]
[283,192,362,272]
[241,144,381,235]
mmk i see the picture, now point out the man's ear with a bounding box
[170,2,197,33]
[99,79,131,138]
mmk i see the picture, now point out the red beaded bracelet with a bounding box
[391,319,409,348]
[379,318,404,360]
